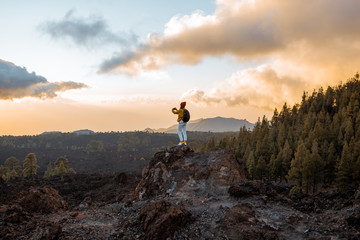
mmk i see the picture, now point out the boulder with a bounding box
[138,200,192,240]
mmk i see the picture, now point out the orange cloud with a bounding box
[100,0,360,74]
[99,0,360,110]
[181,64,309,110]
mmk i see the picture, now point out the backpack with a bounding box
[183,109,190,123]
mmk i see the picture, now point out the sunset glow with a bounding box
[1,0,359,135]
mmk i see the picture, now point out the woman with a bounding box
[172,102,188,146]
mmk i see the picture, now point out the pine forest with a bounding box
[205,74,360,193]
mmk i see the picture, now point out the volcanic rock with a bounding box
[31,222,63,240]
[14,187,68,214]
[2,148,360,239]
[126,146,247,201]
[138,200,192,240]
[0,187,67,224]
[228,181,261,197]
[0,187,67,239]
[221,203,280,240]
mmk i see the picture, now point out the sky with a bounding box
[1,0,360,135]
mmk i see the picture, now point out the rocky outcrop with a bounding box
[126,146,247,201]
[123,147,360,239]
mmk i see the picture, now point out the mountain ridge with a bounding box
[152,116,254,133]
[40,129,95,135]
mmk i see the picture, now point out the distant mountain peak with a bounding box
[73,129,94,135]
[40,131,62,135]
[40,129,94,135]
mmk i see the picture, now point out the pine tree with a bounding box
[309,140,324,192]
[269,154,277,181]
[43,162,54,178]
[343,118,354,143]
[4,169,18,182]
[53,156,76,175]
[324,142,337,184]
[277,124,286,148]
[3,156,22,181]
[247,151,256,179]
[23,153,40,178]
[255,156,267,180]
[54,161,67,175]
[243,144,252,162]
[336,142,353,188]
[271,108,279,127]
[281,140,293,178]
[273,153,284,182]
[287,141,307,188]
[301,150,313,194]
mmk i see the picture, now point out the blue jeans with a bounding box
[178,120,187,142]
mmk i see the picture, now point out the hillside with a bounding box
[156,117,254,133]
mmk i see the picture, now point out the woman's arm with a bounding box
[172,108,180,114]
